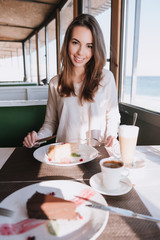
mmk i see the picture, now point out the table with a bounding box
[0,145,160,239]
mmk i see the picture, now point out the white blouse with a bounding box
[38,69,121,144]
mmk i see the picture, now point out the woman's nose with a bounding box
[77,45,84,55]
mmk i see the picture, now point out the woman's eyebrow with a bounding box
[72,38,80,42]
[72,38,93,45]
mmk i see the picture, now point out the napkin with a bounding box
[105,139,121,158]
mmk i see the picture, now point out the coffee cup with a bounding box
[99,157,128,191]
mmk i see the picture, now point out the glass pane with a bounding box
[30,35,38,83]
[47,19,57,80]
[122,0,136,103]
[25,40,31,82]
[121,0,160,113]
[38,27,46,81]
[60,0,73,49]
[0,42,24,82]
[83,0,111,69]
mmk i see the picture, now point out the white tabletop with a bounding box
[129,146,160,227]
[0,148,15,169]
[0,145,160,227]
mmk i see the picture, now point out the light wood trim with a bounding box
[56,8,60,74]
[110,0,122,92]
[35,31,40,85]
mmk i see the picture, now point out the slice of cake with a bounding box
[27,192,77,220]
[48,143,79,163]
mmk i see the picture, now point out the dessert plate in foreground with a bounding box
[0,180,109,240]
[33,143,99,166]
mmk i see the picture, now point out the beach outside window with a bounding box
[59,0,73,50]
[83,0,111,70]
[120,0,160,113]
[38,27,46,82]
[47,19,57,81]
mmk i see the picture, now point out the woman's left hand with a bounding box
[105,136,114,147]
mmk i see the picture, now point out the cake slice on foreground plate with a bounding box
[27,192,77,220]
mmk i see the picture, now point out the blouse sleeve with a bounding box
[105,71,121,138]
[37,78,58,139]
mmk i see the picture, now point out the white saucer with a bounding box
[89,172,132,196]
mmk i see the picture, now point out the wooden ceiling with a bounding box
[0,0,60,42]
[0,0,111,58]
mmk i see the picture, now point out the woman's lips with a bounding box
[74,56,85,63]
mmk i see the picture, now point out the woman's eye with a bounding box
[72,41,78,44]
[88,45,93,49]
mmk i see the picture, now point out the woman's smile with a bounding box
[74,56,85,63]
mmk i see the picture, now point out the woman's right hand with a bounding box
[23,131,38,148]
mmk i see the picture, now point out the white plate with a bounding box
[90,173,132,196]
[0,180,109,240]
[33,143,99,166]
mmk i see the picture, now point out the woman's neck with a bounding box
[72,67,85,83]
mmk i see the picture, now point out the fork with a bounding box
[93,138,105,146]
[80,138,105,146]
[0,207,14,217]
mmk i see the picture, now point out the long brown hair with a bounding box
[58,14,106,104]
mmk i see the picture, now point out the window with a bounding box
[60,0,73,50]
[0,42,24,82]
[83,0,111,70]
[120,0,160,113]
[24,40,31,82]
[38,27,46,82]
[30,35,38,83]
[47,19,57,81]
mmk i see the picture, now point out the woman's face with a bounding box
[68,26,93,70]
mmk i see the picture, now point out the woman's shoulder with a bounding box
[101,68,115,85]
[49,75,59,87]
[102,68,114,79]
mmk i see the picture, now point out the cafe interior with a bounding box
[0,0,160,239]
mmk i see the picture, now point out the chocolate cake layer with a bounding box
[27,192,77,220]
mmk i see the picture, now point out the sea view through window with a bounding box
[120,0,160,113]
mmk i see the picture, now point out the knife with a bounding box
[76,196,160,223]
[36,134,57,144]
[0,207,14,217]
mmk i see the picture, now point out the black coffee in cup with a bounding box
[103,160,123,168]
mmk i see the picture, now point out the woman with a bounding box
[23,14,120,148]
